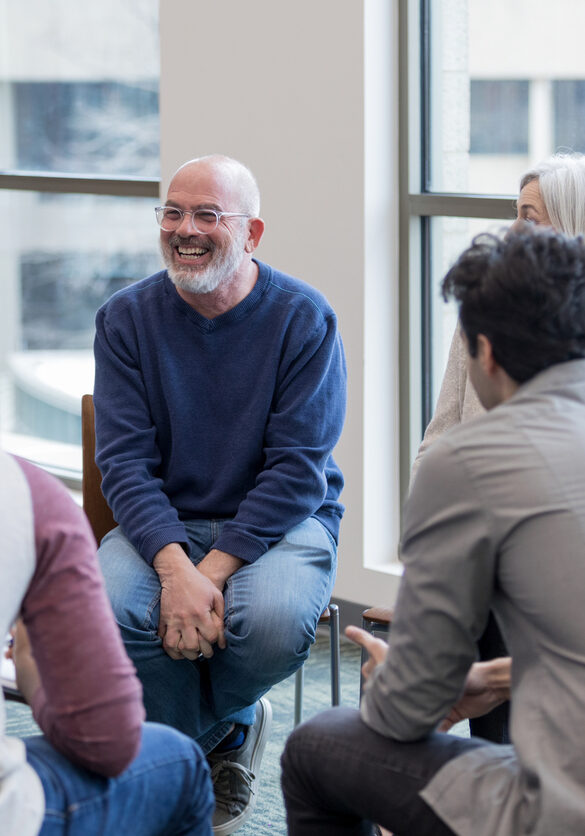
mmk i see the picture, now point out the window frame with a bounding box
[0,172,158,198]
[398,0,517,503]
[0,175,159,487]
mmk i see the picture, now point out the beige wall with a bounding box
[159,0,403,608]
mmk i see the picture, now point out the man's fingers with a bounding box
[194,595,225,648]
[344,625,372,647]
[197,633,215,659]
[179,646,203,661]
[210,609,226,649]
[160,625,184,659]
[346,625,389,673]
[179,625,200,652]
[345,625,387,655]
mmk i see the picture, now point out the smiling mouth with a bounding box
[177,245,209,259]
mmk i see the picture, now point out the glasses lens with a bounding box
[155,207,220,232]
[157,207,183,229]
[193,210,219,233]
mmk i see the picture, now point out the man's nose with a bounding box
[176,211,198,235]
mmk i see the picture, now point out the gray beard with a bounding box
[161,232,246,295]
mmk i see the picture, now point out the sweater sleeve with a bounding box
[17,458,144,777]
[213,313,346,561]
[93,304,190,563]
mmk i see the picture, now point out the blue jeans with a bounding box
[98,517,337,753]
[281,707,491,835]
[25,722,214,835]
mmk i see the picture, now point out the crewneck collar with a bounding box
[165,259,270,332]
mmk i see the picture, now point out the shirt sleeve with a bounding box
[361,437,497,741]
[17,458,144,777]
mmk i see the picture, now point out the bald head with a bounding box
[170,155,261,217]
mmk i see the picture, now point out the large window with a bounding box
[0,1,160,478]
[470,81,529,155]
[400,0,585,494]
[11,81,158,175]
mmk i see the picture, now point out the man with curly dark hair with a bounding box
[282,228,585,836]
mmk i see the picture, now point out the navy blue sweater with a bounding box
[93,260,346,565]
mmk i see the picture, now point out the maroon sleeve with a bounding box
[17,457,145,777]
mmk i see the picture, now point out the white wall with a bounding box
[159,0,403,608]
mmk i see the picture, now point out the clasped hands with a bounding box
[153,543,243,661]
[345,625,511,732]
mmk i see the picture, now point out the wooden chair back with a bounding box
[81,394,117,544]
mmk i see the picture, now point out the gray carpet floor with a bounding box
[4,630,362,835]
[239,631,363,835]
[4,633,470,834]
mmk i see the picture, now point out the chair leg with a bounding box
[294,602,341,726]
[329,602,340,706]
[294,664,304,727]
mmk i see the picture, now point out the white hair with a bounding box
[520,152,585,236]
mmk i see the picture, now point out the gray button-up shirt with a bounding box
[363,359,585,835]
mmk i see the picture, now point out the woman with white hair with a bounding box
[413,152,585,472]
[517,152,585,234]
[411,152,585,744]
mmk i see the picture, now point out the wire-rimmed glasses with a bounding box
[155,206,250,233]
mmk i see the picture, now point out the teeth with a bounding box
[178,246,207,255]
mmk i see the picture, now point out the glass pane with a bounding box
[0,191,162,447]
[428,216,509,412]
[0,0,159,176]
[470,81,529,155]
[427,0,585,194]
[553,81,585,154]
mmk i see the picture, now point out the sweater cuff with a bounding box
[213,530,267,564]
[139,525,190,565]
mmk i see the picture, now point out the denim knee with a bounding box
[98,528,161,632]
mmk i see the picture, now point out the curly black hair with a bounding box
[441,227,585,383]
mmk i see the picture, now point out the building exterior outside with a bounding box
[1,0,585,466]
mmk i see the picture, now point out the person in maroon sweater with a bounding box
[1,451,214,836]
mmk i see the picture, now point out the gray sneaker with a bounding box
[209,697,273,835]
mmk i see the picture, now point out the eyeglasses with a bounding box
[154,206,250,233]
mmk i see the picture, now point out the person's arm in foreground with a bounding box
[358,433,503,740]
[16,458,144,777]
[346,626,511,733]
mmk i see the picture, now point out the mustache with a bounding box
[168,233,215,249]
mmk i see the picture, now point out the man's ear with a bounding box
[476,334,497,375]
[244,217,265,253]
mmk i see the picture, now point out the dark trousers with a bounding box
[281,707,490,836]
